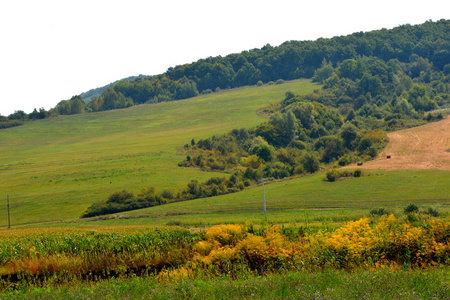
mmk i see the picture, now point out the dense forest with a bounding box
[1,19,448,124]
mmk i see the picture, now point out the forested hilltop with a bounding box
[1,19,448,124]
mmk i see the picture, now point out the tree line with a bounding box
[1,19,448,124]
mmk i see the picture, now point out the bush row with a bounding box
[324,169,363,182]
[82,175,246,218]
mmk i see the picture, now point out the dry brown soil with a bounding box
[349,116,450,171]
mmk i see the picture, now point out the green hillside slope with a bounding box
[0,80,316,226]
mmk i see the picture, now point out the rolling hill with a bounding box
[0,80,317,226]
[1,79,449,229]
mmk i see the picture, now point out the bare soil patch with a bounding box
[350,116,450,170]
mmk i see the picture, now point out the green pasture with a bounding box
[21,168,445,229]
[0,80,317,226]
[81,169,449,227]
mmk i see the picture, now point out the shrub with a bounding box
[404,204,419,214]
[338,155,351,166]
[357,137,374,154]
[326,169,340,182]
[288,140,307,150]
[205,224,243,246]
[254,144,273,162]
[426,207,440,217]
[353,169,362,177]
[301,153,320,174]
[284,91,295,101]
[339,170,354,178]
[107,190,134,204]
[370,208,389,216]
[367,146,378,157]
[161,189,175,200]
[0,120,23,129]
[293,165,305,175]
[166,220,182,226]
[325,169,363,182]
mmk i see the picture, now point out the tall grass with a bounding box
[0,226,196,285]
[0,216,448,292]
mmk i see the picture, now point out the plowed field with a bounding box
[354,116,450,170]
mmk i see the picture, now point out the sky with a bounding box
[0,0,448,116]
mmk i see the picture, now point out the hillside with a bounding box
[2,80,450,227]
[0,80,316,226]
[355,116,450,170]
[1,20,449,228]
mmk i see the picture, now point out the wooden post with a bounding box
[7,194,11,229]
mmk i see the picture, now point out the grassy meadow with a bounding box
[0,79,449,298]
[75,168,449,228]
[0,80,317,226]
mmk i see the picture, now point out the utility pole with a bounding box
[7,194,11,229]
[261,180,266,215]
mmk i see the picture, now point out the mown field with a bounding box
[0,80,317,226]
[354,115,450,171]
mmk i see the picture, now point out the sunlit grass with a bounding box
[0,80,317,226]
[74,169,449,228]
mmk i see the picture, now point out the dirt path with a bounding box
[351,116,450,170]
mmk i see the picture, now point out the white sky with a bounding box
[0,0,448,115]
